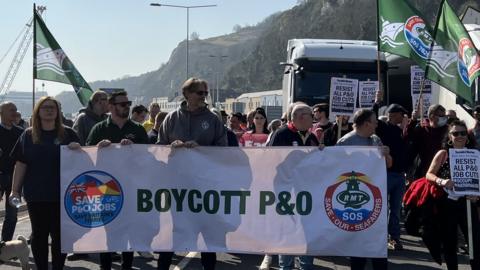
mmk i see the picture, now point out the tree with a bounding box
[190,31,200,40]
[233,24,242,32]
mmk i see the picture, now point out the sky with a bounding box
[0,0,298,96]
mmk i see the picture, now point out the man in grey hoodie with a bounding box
[158,79,227,147]
[72,90,108,145]
[157,78,226,270]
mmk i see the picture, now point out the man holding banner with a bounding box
[268,103,319,270]
[157,77,226,270]
[337,109,391,270]
[86,90,148,270]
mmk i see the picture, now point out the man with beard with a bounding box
[86,90,148,270]
[87,91,148,147]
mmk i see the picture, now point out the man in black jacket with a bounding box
[267,103,318,270]
[0,102,23,242]
[268,104,319,147]
[373,101,409,250]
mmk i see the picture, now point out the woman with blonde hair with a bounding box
[10,96,80,270]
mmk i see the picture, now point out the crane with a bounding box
[0,6,46,101]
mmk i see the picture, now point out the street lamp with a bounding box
[209,55,228,106]
[150,3,217,80]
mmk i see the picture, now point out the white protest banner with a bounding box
[61,145,387,257]
[329,77,358,117]
[410,66,432,96]
[411,65,432,118]
[358,81,379,108]
[449,149,480,196]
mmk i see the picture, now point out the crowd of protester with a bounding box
[0,76,479,270]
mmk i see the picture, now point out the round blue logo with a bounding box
[64,170,124,228]
[404,16,432,59]
[458,38,480,87]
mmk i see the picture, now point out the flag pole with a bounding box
[466,199,474,260]
[476,77,479,102]
[420,0,445,122]
[32,3,37,112]
[375,0,383,100]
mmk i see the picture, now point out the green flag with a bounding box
[378,0,434,71]
[34,10,93,106]
[424,0,480,103]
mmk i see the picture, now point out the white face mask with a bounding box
[437,116,448,127]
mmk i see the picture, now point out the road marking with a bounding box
[173,252,198,270]
[0,214,30,230]
[2,215,197,269]
[17,215,30,223]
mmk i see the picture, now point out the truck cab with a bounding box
[282,39,388,113]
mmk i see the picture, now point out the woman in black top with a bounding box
[10,96,80,270]
[426,120,480,270]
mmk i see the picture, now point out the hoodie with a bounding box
[158,101,227,146]
[72,108,107,145]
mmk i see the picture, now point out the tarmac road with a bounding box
[0,205,472,269]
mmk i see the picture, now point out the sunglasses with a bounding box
[194,91,209,96]
[450,131,467,137]
[114,101,132,107]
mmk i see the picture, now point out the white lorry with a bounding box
[282,27,479,126]
[281,39,388,113]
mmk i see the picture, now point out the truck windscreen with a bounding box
[293,59,387,105]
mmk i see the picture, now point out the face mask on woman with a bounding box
[437,116,448,127]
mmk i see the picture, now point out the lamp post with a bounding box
[150,3,216,80]
[209,54,228,106]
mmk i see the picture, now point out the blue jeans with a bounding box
[278,255,313,270]
[0,174,17,241]
[387,172,405,241]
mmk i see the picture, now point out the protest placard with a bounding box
[358,81,379,108]
[411,66,432,118]
[412,94,432,119]
[329,77,358,117]
[449,149,480,196]
[410,66,432,95]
